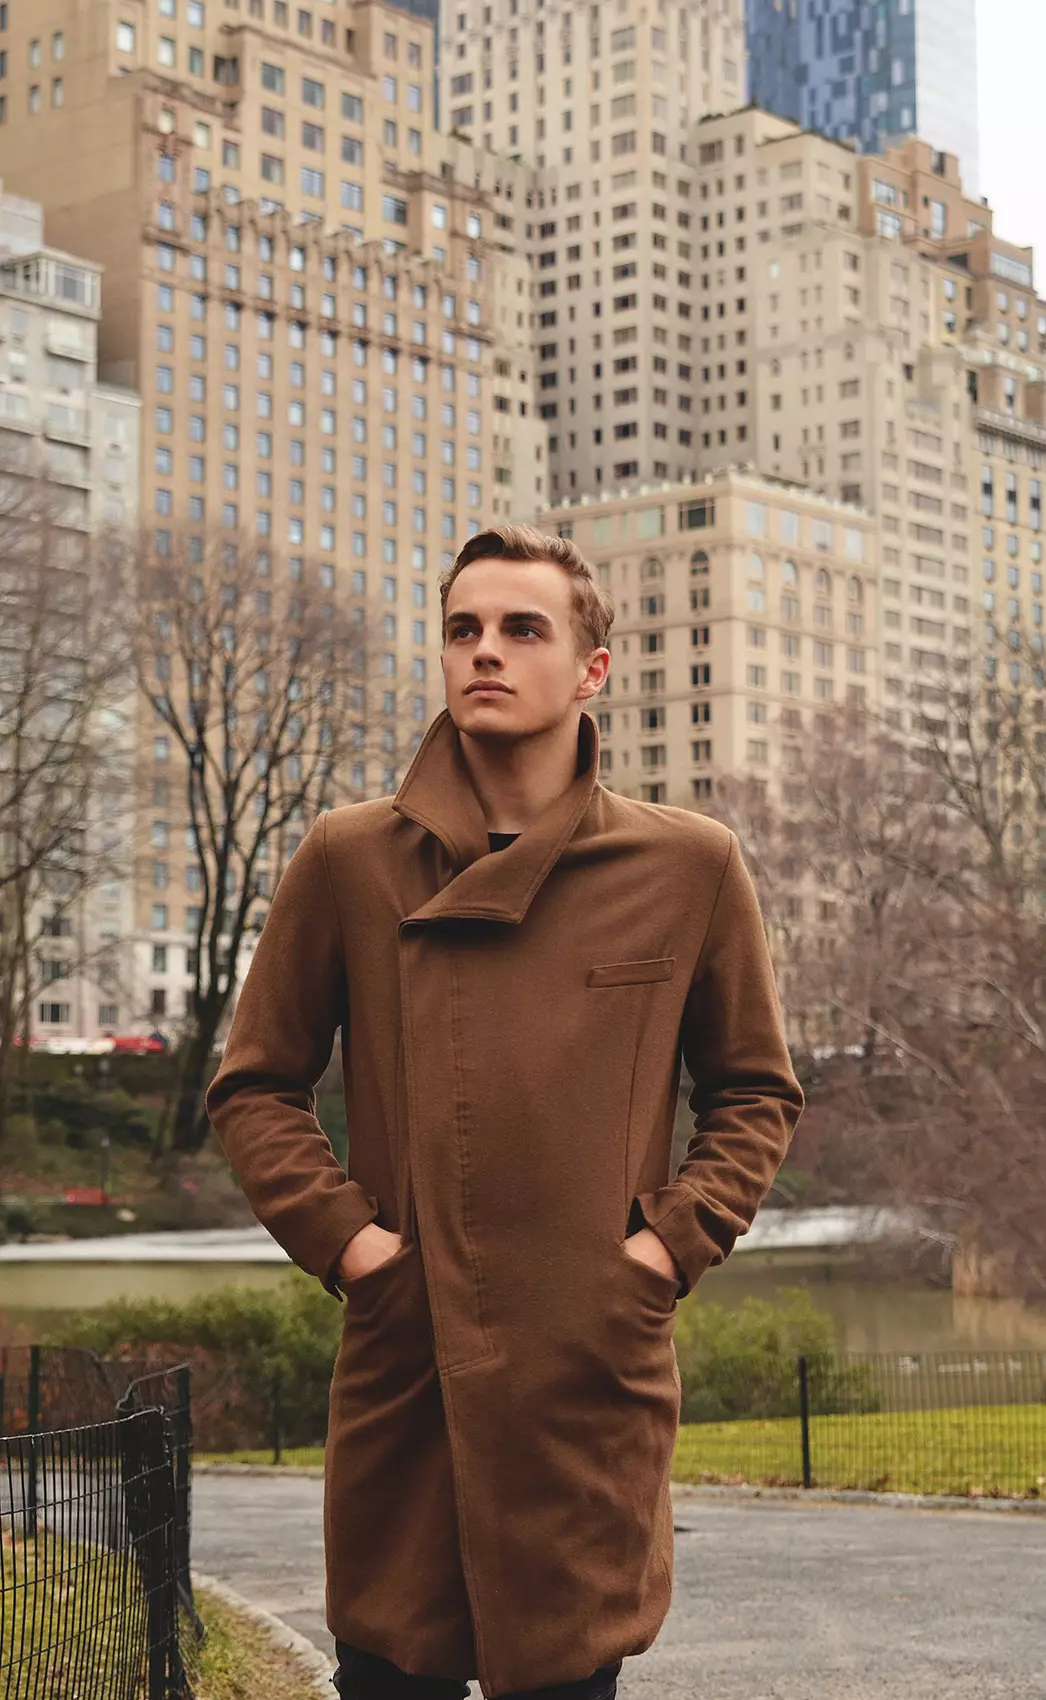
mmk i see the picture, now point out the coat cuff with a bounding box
[309,1181,380,1300]
[632,1183,721,1299]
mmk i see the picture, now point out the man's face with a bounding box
[440,556,609,741]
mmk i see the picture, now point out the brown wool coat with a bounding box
[206,706,804,1696]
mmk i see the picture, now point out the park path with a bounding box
[192,1473,1046,1699]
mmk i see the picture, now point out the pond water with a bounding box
[2,1245,1045,1357]
[703,1249,1046,1355]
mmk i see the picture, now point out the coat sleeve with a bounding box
[205,813,379,1298]
[633,831,804,1298]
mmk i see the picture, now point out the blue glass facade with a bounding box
[746,0,978,193]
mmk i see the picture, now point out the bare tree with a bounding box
[0,444,132,1143]
[703,666,1046,1296]
[132,529,419,1152]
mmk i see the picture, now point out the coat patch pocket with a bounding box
[586,957,675,988]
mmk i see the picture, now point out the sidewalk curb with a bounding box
[194,1462,1046,1514]
[195,1461,325,1477]
[193,1569,334,1693]
[670,1482,1046,1515]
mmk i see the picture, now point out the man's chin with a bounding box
[454,697,529,738]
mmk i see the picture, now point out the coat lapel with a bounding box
[392,707,601,926]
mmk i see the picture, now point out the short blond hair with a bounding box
[439,524,615,657]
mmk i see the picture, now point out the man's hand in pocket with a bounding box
[623,1226,682,1287]
[336,1223,403,1287]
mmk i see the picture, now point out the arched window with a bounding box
[815,567,831,597]
[779,558,800,620]
[848,574,863,603]
[690,549,709,575]
[640,554,664,581]
[745,551,765,581]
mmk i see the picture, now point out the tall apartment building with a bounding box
[442,135,547,520]
[0,185,141,1044]
[851,139,1045,724]
[544,470,877,806]
[0,0,540,1036]
[439,0,745,501]
[686,106,1045,736]
[746,0,980,195]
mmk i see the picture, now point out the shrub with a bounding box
[51,1279,878,1450]
[674,1286,878,1423]
[10,1079,154,1148]
[47,1270,342,1450]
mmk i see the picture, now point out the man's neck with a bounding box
[457,715,582,835]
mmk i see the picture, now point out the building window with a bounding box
[116,20,135,51]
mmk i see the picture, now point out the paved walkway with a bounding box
[192,1474,1046,1698]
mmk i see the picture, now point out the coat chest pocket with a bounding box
[586,957,675,988]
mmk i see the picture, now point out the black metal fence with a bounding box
[674,1348,1046,1499]
[118,1366,203,1644]
[0,1347,201,1698]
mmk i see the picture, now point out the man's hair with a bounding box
[438,524,616,657]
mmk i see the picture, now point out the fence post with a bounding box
[173,1364,204,1635]
[272,1371,282,1465]
[797,1354,812,1489]
[120,1406,187,1700]
[26,1344,41,1538]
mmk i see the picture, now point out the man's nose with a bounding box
[473,632,505,665]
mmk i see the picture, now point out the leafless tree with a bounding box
[0,443,132,1144]
[131,528,422,1152]
[689,666,1046,1296]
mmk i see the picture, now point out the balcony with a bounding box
[44,403,90,444]
[0,389,34,430]
[46,325,92,362]
[975,404,1046,449]
[0,252,100,317]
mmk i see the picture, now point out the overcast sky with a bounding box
[976,0,1046,280]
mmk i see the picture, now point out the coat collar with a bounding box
[392,706,602,926]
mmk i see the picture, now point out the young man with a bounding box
[206,525,804,1700]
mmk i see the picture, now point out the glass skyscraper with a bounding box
[747,0,979,195]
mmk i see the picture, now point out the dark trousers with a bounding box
[333,1640,622,1700]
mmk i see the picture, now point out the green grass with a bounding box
[673,1404,1046,1498]
[1,1526,150,1695]
[202,1406,1046,1500]
[0,1535,320,1699]
[197,1447,324,1469]
[186,1588,325,1700]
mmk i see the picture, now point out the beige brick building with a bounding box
[684,109,1045,737]
[544,470,877,806]
[439,0,745,501]
[0,185,141,1043]
[0,0,543,1034]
